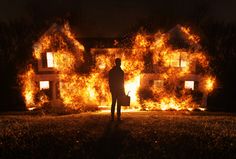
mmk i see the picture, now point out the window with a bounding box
[180,53,188,67]
[149,80,154,86]
[180,60,188,67]
[164,52,188,68]
[46,52,54,68]
[184,81,194,90]
[170,53,180,67]
[39,81,50,90]
[154,80,164,88]
[41,53,47,68]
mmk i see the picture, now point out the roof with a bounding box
[167,24,200,49]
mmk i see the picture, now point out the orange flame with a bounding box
[19,23,216,111]
[19,65,49,110]
[204,76,216,93]
[19,65,36,107]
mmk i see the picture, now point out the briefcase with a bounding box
[119,92,130,106]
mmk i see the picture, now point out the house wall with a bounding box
[140,72,208,107]
[35,53,63,106]
[35,48,208,108]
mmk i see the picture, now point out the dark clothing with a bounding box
[111,91,122,119]
[109,66,125,93]
[108,66,125,120]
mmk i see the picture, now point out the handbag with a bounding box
[119,92,130,106]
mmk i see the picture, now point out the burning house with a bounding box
[20,23,85,110]
[19,23,215,111]
[138,25,214,110]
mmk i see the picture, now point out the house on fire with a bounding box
[90,25,211,108]
[139,25,210,107]
[31,23,84,107]
[30,23,211,109]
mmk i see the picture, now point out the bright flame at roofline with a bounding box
[19,23,216,111]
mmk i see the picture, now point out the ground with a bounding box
[0,111,236,159]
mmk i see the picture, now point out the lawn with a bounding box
[0,111,236,159]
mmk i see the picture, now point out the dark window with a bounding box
[41,53,47,68]
[149,80,154,86]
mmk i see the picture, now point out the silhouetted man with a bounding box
[109,58,125,121]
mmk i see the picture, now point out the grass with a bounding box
[0,111,236,159]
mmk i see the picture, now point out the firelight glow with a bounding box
[124,75,141,104]
[19,23,216,111]
[39,81,50,90]
[205,77,216,93]
[185,81,194,90]
[46,52,54,68]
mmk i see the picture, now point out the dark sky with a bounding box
[0,0,236,37]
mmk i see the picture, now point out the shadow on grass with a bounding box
[94,121,129,158]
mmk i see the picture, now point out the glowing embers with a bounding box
[184,81,194,90]
[46,52,54,68]
[39,81,50,90]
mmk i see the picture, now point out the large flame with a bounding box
[19,65,49,109]
[204,76,216,93]
[19,23,216,111]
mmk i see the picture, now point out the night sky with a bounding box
[0,0,236,37]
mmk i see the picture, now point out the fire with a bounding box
[160,97,189,111]
[19,23,216,111]
[20,65,36,106]
[180,26,200,44]
[19,65,49,109]
[204,76,216,93]
[124,75,141,104]
[135,34,150,48]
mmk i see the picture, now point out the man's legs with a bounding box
[111,92,116,121]
[117,102,121,121]
[117,93,122,120]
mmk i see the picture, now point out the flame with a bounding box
[19,23,216,111]
[204,76,216,93]
[19,65,36,107]
[180,26,200,44]
[19,65,49,110]
[124,75,140,105]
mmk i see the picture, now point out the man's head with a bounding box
[115,58,121,67]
